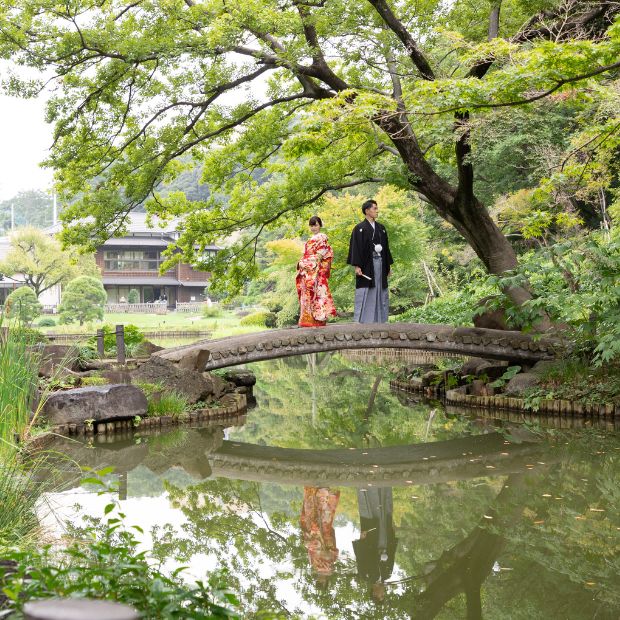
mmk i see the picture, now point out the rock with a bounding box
[222,369,256,387]
[134,340,164,357]
[460,357,493,376]
[41,384,147,426]
[131,356,216,404]
[38,345,81,377]
[203,372,232,399]
[421,370,444,387]
[503,372,540,396]
[530,360,556,376]
[473,362,509,381]
[469,379,487,396]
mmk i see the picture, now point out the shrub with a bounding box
[396,291,477,326]
[36,317,56,327]
[58,276,107,326]
[127,288,140,303]
[4,287,42,323]
[86,324,145,357]
[239,311,272,327]
[203,305,223,318]
[146,391,188,418]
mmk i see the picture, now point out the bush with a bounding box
[202,305,223,318]
[4,287,42,323]
[36,317,56,327]
[86,324,145,357]
[58,276,107,326]
[127,288,140,303]
[239,311,272,327]
[396,291,477,326]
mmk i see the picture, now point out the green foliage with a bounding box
[58,276,107,326]
[0,227,99,298]
[147,391,188,418]
[127,288,140,304]
[0,471,239,619]
[0,317,42,449]
[4,287,42,323]
[202,305,224,318]
[86,324,145,357]
[397,290,478,326]
[488,232,620,364]
[36,316,56,327]
[489,365,522,389]
[239,311,272,327]
[81,376,108,386]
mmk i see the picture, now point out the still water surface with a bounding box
[45,352,620,619]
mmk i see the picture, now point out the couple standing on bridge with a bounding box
[296,199,394,327]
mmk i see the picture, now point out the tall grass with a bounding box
[0,316,43,453]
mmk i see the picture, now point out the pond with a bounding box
[41,351,620,619]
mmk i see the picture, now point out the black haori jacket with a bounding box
[346,219,394,289]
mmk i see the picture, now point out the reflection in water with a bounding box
[301,487,340,586]
[38,352,620,619]
[354,487,397,601]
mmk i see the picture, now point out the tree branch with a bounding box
[366,0,435,80]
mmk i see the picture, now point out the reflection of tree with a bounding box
[234,354,474,451]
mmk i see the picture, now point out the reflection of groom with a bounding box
[353,487,397,600]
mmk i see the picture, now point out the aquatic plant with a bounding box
[0,317,42,451]
[147,391,188,418]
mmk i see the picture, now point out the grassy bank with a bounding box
[36,309,265,342]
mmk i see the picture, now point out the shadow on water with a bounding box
[38,351,620,620]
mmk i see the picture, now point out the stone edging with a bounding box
[390,379,617,418]
[27,393,247,449]
[389,378,443,397]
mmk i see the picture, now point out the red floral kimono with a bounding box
[300,487,340,577]
[296,233,337,327]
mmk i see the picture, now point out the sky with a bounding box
[0,92,53,201]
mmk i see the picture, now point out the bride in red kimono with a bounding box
[296,216,337,327]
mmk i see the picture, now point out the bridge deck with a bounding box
[156,322,564,371]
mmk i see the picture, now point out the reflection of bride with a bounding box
[300,486,340,583]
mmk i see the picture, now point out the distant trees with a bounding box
[4,287,42,323]
[0,191,54,233]
[58,276,107,326]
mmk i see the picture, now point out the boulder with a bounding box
[134,340,164,357]
[131,356,216,404]
[503,372,540,397]
[41,384,147,426]
[222,369,257,387]
[530,360,556,377]
[38,345,81,377]
[460,357,493,376]
[473,296,520,331]
[203,372,232,399]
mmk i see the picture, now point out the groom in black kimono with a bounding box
[346,200,394,323]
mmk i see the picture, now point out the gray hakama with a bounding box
[354,254,389,323]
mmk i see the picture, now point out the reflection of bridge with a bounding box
[156,322,563,371]
[209,432,549,487]
[44,429,550,491]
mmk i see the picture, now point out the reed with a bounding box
[0,317,42,453]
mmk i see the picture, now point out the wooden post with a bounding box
[24,598,139,620]
[115,324,125,365]
[96,329,105,358]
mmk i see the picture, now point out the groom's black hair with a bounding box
[362,199,377,214]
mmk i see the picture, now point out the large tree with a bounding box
[0,227,100,297]
[1,0,619,307]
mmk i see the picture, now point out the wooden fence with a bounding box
[46,330,211,343]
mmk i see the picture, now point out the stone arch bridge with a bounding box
[156,322,564,371]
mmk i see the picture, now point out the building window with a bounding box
[104,249,161,271]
